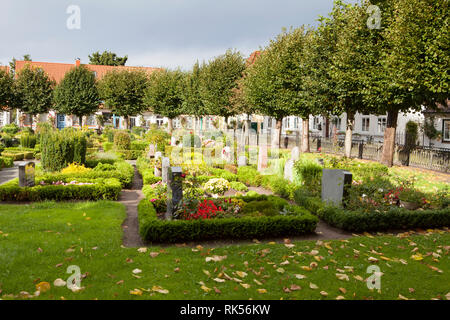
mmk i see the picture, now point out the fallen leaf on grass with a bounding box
[137,247,147,253]
[336,295,345,300]
[53,279,66,287]
[149,252,159,258]
[205,255,227,262]
[411,253,423,261]
[336,274,349,281]
[132,269,142,274]
[294,274,307,279]
[339,287,347,294]
[200,285,211,293]
[398,294,409,300]
[240,283,251,289]
[213,278,225,283]
[290,284,301,291]
[257,289,267,294]
[36,282,51,293]
[130,289,143,296]
[152,286,169,294]
[276,268,285,274]
[235,271,247,278]
[309,283,318,290]
[320,291,328,296]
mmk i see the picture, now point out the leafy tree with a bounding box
[144,69,184,133]
[372,0,449,166]
[98,69,149,130]
[0,68,14,108]
[13,64,55,118]
[9,54,31,75]
[243,27,310,149]
[181,62,206,132]
[88,51,128,66]
[53,65,100,127]
[199,50,246,128]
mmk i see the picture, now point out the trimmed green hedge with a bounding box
[142,169,162,185]
[116,150,144,160]
[0,156,14,169]
[39,161,134,188]
[294,190,450,232]
[138,198,318,243]
[0,178,122,201]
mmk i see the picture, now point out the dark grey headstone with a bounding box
[19,162,35,187]
[165,166,183,220]
[321,169,352,207]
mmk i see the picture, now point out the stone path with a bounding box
[119,164,145,247]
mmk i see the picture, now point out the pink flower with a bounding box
[150,199,157,202]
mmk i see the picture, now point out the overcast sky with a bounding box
[0,0,337,70]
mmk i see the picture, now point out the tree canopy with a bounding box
[98,69,149,129]
[144,69,184,133]
[199,50,246,120]
[13,64,55,116]
[0,68,14,108]
[53,65,100,126]
[242,27,310,148]
[88,51,128,66]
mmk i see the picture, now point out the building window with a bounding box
[377,117,387,133]
[332,117,341,131]
[294,117,298,129]
[87,115,96,126]
[313,117,321,130]
[362,117,370,132]
[443,119,450,142]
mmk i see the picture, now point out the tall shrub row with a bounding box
[40,129,87,171]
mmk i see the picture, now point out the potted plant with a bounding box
[398,188,425,210]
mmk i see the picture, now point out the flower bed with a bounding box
[138,194,318,242]
[0,177,122,201]
[39,161,134,188]
[294,190,450,232]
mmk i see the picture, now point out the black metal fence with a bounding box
[307,136,450,173]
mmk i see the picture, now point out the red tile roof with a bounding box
[14,60,161,83]
[246,51,261,66]
[0,66,9,74]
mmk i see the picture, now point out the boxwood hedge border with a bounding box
[138,199,318,243]
[294,190,450,232]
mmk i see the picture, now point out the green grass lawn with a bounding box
[0,201,448,300]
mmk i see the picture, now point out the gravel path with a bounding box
[119,164,145,247]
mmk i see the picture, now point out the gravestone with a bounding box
[284,159,294,182]
[171,136,177,147]
[291,146,300,162]
[147,144,156,158]
[238,155,248,167]
[162,157,170,183]
[19,162,35,187]
[154,166,162,177]
[257,145,268,172]
[295,131,300,147]
[155,151,162,161]
[321,169,352,207]
[166,167,183,220]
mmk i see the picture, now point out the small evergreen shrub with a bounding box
[20,134,37,148]
[114,130,131,150]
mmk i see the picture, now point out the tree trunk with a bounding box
[167,118,173,134]
[380,109,399,167]
[244,117,251,147]
[79,115,83,128]
[344,112,355,158]
[301,117,310,153]
[124,116,129,130]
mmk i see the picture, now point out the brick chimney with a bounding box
[75,58,81,67]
